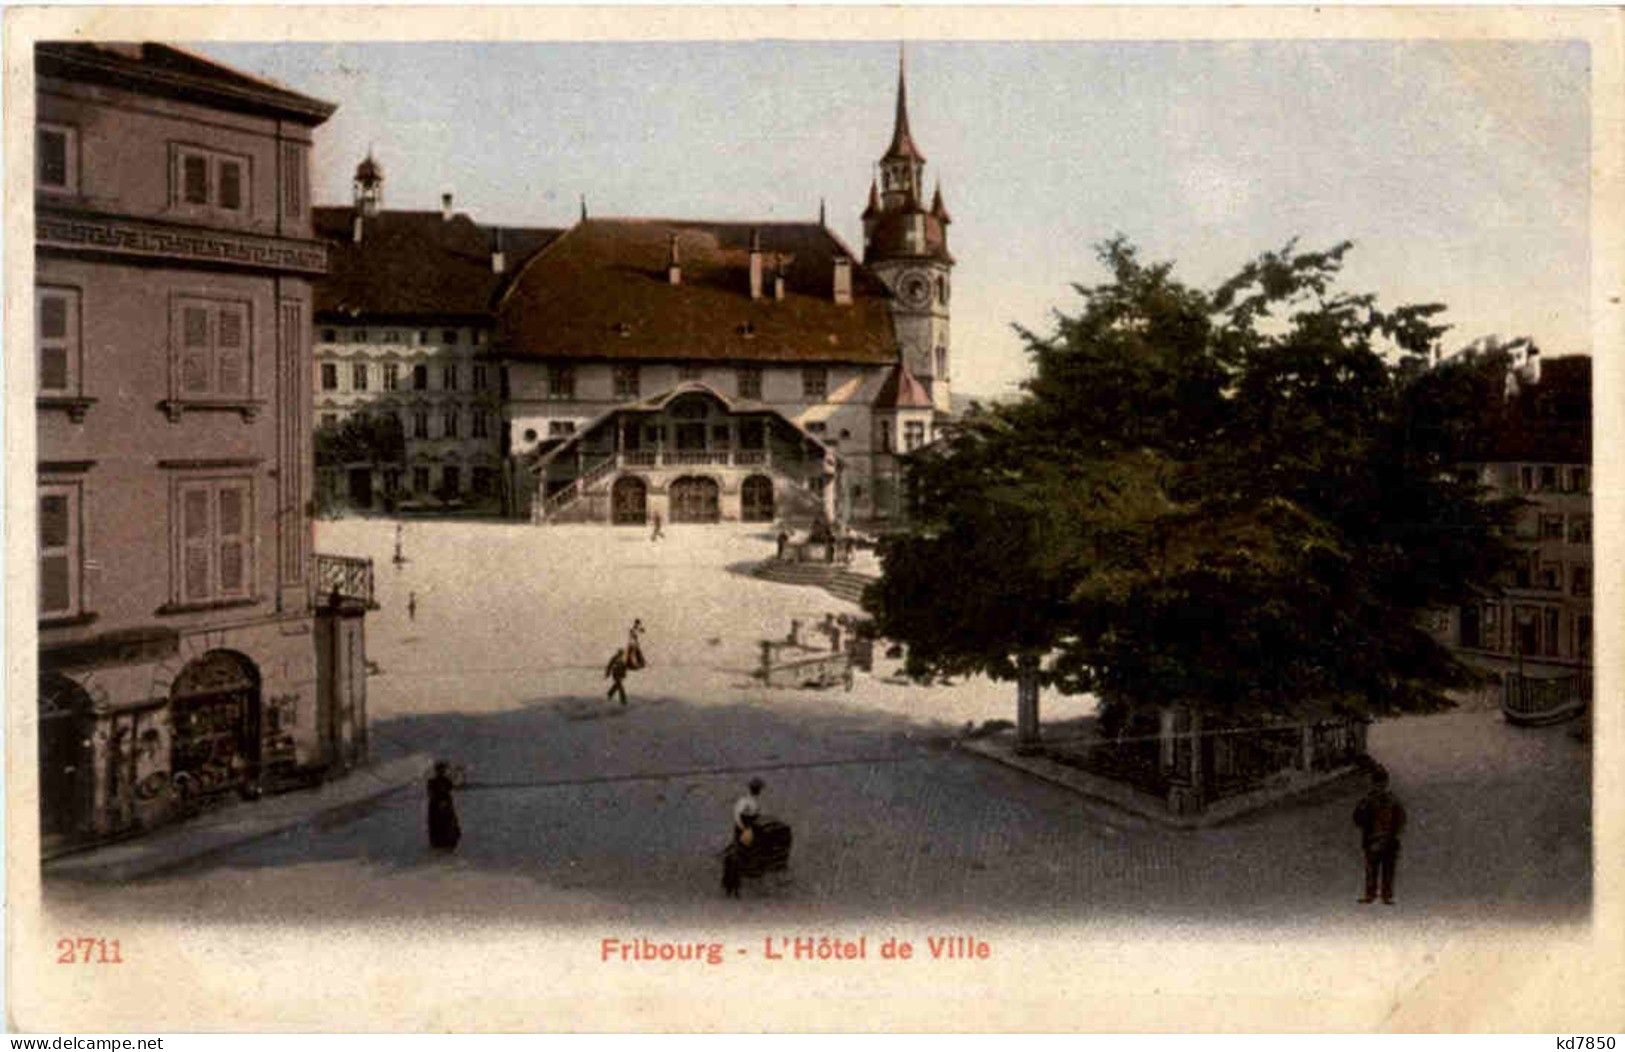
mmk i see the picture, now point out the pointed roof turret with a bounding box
[931,181,952,224]
[872,361,934,410]
[883,47,926,163]
[354,150,383,185]
[861,178,881,219]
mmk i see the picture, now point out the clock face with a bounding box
[898,270,933,310]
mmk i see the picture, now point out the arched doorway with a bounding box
[741,474,775,522]
[669,476,720,523]
[38,672,94,840]
[611,475,648,525]
[170,650,260,799]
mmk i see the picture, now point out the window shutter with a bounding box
[217,485,247,595]
[182,486,212,600]
[216,306,247,395]
[182,305,212,393]
[38,493,72,614]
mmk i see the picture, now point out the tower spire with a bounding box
[885,44,925,163]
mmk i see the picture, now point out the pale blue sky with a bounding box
[198,40,1591,397]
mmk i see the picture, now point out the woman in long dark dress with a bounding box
[427,761,461,851]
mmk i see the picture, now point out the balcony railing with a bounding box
[314,553,375,609]
[608,449,776,470]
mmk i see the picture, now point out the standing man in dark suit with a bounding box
[1353,766,1407,905]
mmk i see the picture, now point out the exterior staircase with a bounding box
[753,559,876,607]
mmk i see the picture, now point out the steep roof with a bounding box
[496,218,901,365]
[36,42,335,124]
[863,210,953,265]
[312,207,564,322]
[872,362,933,409]
[883,54,926,163]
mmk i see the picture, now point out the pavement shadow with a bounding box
[52,695,1592,931]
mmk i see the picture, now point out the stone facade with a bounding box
[34,43,362,855]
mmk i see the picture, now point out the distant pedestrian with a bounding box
[407,591,417,621]
[605,649,629,705]
[626,619,646,670]
[650,512,664,542]
[776,528,789,560]
[1353,767,1407,905]
[427,761,461,851]
[723,777,766,898]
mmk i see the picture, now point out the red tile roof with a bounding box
[312,207,564,322]
[496,219,901,365]
[872,363,934,409]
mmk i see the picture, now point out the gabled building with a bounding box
[311,157,563,513]
[33,43,368,854]
[495,53,956,526]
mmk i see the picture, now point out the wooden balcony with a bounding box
[314,553,376,610]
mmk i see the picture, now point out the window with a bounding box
[904,420,926,451]
[413,410,429,440]
[1575,615,1593,662]
[443,408,459,438]
[802,367,827,399]
[321,329,337,343]
[873,418,893,454]
[38,123,76,193]
[352,330,369,344]
[173,146,248,214]
[1540,514,1565,540]
[383,469,401,495]
[441,466,461,495]
[737,366,762,400]
[738,420,765,449]
[1539,465,1558,491]
[472,365,489,391]
[1513,552,1534,589]
[472,331,485,347]
[174,478,253,604]
[712,424,731,446]
[382,364,399,391]
[472,408,489,438]
[547,364,576,400]
[174,298,250,399]
[1572,566,1592,596]
[1568,466,1590,494]
[1569,516,1591,544]
[548,420,576,438]
[1542,608,1561,657]
[523,429,538,442]
[320,363,338,391]
[1538,562,1562,591]
[614,365,640,399]
[384,331,402,344]
[418,331,431,345]
[806,421,827,435]
[442,329,460,346]
[935,346,948,379]
[36,286,81,394]
[413,365,428,391]
[678,363,703,381]
[473,467,495,496]
[443,365,458,391]
[412,466,430,492]
[352,363,369,392]
[39,484,82,618]
[1520,466,1536,493]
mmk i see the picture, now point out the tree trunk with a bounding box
[1015,654,1041,752]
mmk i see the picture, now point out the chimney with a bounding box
[773,255,786,302]
[352,213,364,244]
[833,255,852,305]
[441,192,454,221]
[749,229,764,300]
[491,230,506,275]
[667,233,682,286]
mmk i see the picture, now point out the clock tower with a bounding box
[862,51,954,414]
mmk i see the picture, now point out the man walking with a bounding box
[1353,766,1407,905]
[605,648,629,706]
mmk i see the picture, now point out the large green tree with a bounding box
[866,239,1516,739]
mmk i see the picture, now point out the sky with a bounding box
[197,39,1592,398]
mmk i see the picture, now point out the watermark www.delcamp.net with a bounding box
[10,1040,163,1050]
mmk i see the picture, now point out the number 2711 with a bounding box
[56,937,122,964]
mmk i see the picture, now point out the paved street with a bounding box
[46,520,1590,931]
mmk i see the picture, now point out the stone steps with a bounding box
[753,560,876,607]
